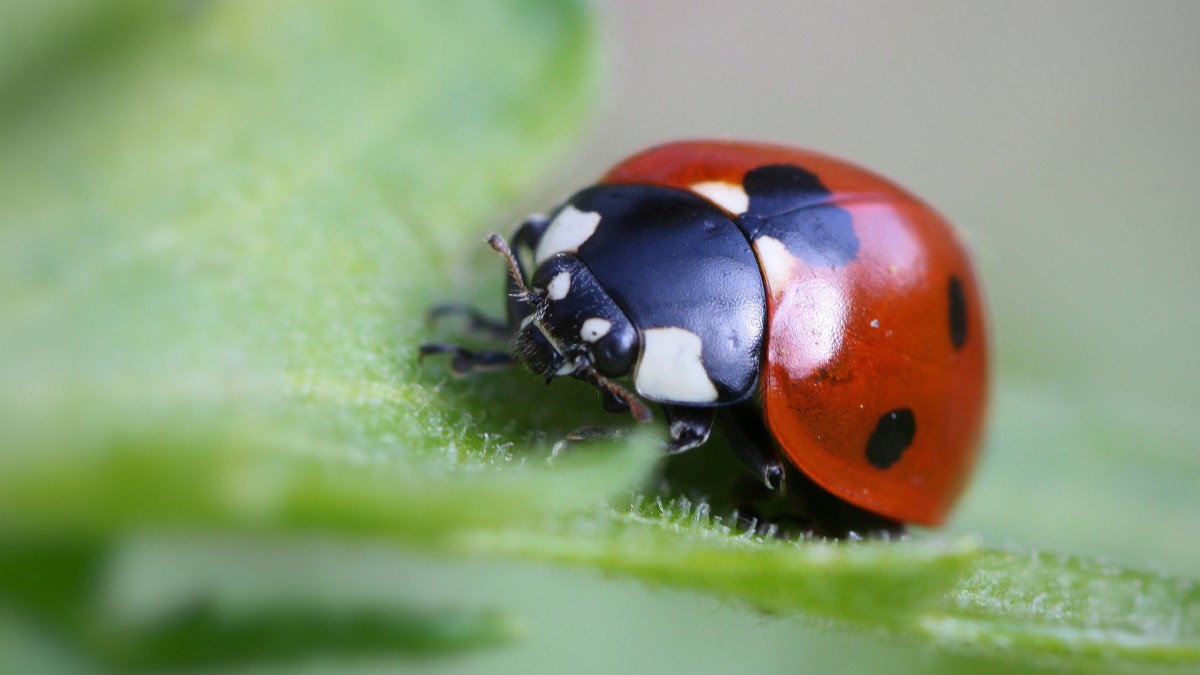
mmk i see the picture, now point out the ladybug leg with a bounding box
[716,403,785,490]
[599,388,632,414]
[550,426,627,457]
[716,408,904,539]
[510,213,550,254]
[423,216,550,347]
[661,405,715,455]
[552,405,712,457]
[417,343,514,376]
[426,303,510,342]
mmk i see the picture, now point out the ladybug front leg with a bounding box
[551,405,714,457]
[417,343,514,377]
[550,426,628,457]
[426,303,510,342]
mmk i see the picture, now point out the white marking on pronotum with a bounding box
[556,361,576,376]
[754,235,794,297]
[690,181,750,215]
[580,317,611,342]
[634,327,718,403]
[534,205,602,264]
[547,271,571,300]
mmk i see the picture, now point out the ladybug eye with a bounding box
[586,320,637,378]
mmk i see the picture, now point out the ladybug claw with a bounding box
[662,405,714,455]
[717,405,787,491]
[760,462,785,491]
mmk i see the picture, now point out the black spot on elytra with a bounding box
[739,164,859,267]
[865,408,916,469]
[948,275,967,350]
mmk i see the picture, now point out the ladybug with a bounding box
[423,140,988,535]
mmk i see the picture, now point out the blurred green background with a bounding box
[0,1,1197,673]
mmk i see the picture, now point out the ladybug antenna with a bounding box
[487,234,539,304]
[582,364,652,423]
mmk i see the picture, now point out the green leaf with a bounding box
[0,425,663,543]
[0,543,517,670]
[452,501,980,626]
[925,550,1200,666]
[0,0,602,667]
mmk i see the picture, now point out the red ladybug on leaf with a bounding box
[424,140,988,537]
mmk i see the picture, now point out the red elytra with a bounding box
[602,140,989,525]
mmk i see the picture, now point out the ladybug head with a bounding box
[522,254,639,377]
[488,235,649,421]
